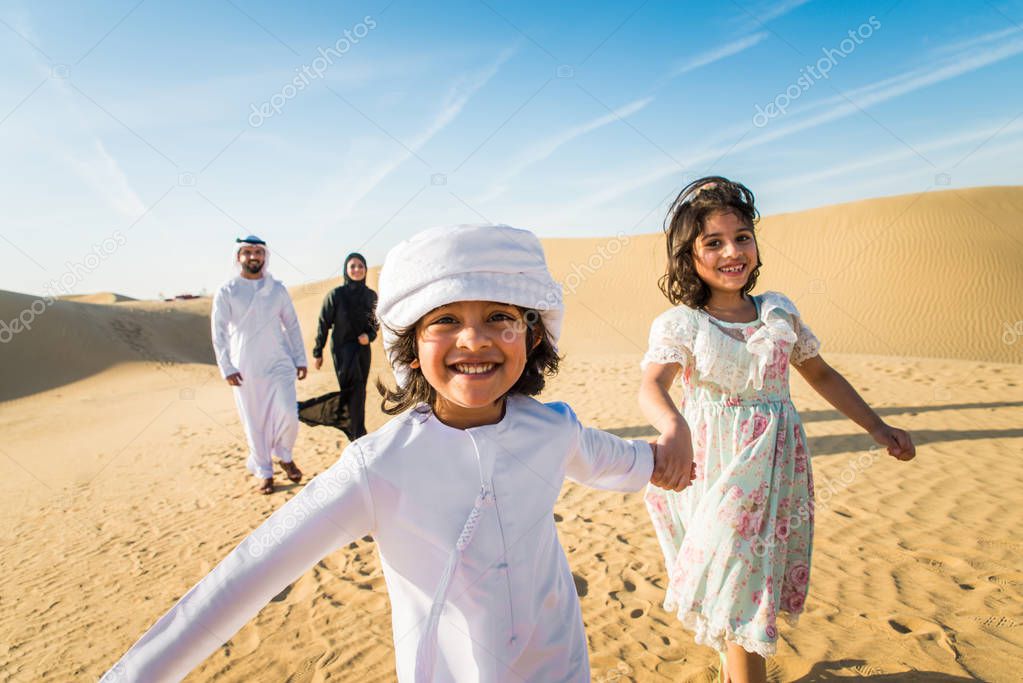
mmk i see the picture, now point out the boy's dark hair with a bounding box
[376,307,560,415]
[659,175,762,309]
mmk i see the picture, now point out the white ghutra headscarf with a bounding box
[232,234,271,277]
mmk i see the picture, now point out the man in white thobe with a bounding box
[211,235,307,494]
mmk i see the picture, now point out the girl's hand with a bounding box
[870,423,916,461]
[313,356,323,370]
[650,431,695,491]
[358,333,370,345]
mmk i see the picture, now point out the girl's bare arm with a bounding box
[639,362,696,489]
[793,355,916,460]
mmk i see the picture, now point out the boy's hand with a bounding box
[650,432,695,492]
[870,423,916,461]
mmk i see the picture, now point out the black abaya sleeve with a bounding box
[313,288,337,358]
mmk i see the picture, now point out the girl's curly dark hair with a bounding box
[376,307,560,416]
[658,175,762,309]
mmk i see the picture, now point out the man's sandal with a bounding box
[280,461,303,484]
[260,478,274,495]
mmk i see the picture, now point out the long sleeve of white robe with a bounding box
[103,396,652,683]
[278,292,307,369]
[102,445,375,683]
[210,286,238,378]
[564,405,653,491]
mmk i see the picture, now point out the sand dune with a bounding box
[1,187,1022,682]
[0,291,213,402]
[58,292,138,304]
[546,185,1023,364]
[3,185,1018,402]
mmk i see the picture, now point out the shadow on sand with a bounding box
[791,659,975,682]
[606,398,1023,457]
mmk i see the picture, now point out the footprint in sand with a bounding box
[886,615,947,638]
[972,615,1020,629]
[888,618,912,634]
[572,572,588,597]
[978,538,1023,552]
[285,653,323,683]
[887,617,962,660]
[851,663,887,676]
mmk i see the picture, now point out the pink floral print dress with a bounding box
[642,291,821,657]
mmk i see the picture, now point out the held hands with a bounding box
[649,430,696,492]
[870,422,916,461]
[358,333,370,346]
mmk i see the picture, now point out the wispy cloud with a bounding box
[761,117,1023,191]
[666,32,768,80]
[752,0,813,24]
[830,30,1023,111]
[16,21,149,223]
[63,138,148,218]
[321,47,516,223]
[478,95,653,203]
[927,25,1021,59]
[561,26,1023,217]
[408,49,514,150]
[734,0,813,31]
[794,25,1023,118]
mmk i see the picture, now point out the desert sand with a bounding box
[1,186,1021,682]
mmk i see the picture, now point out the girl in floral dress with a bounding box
[638,177,917,683]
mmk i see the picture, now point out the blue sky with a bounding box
[1,0,1021,299]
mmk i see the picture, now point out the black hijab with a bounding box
[343,252,368,287]
[339,252,374,335]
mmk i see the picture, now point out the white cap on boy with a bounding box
[376,223,564,387]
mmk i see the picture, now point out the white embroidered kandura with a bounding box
[102,395,653,683]
[210,272,307,478]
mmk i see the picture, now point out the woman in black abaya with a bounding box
[308,253,378,439]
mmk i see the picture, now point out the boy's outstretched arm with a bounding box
[102,446,375,682]
[639,362,695,490]
[793,355,916,461]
